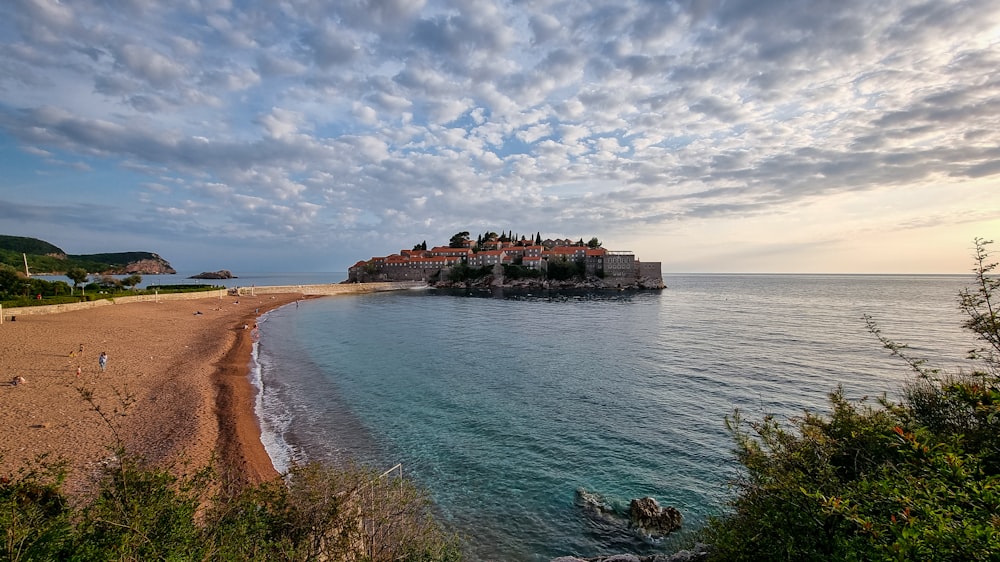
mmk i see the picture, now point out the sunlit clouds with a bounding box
[1,0,998,272]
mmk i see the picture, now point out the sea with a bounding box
[236,273,983,561]
[33,271,980,558]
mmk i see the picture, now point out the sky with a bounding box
[1,0,999,274]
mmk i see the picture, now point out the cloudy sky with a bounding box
[1,0,998,274]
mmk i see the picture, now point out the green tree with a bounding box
[702,238,1000,561]
[66,267,88,294]
[0,266,22,299]
[448,231,470,248]
[122,274,143,291]
[586,237,602,249]
[545,258,584,281]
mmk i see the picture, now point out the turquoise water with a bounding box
[252,275,978,560]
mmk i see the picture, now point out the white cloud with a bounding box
[1,0,999,272]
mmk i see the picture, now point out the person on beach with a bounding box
[76,366,82,377]
[10,375,26,386]
[99,352,107,372]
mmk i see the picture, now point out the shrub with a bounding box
[0,455,71,562]
[1,380,464,561]
[702,238,1000,561]
[0,454,463,561]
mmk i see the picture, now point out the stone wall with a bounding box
[1,289,229,319]
[2,281,425,320]
[639,261,663,282]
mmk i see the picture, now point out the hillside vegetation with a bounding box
[0,235,171,274]
[0,235,64,256]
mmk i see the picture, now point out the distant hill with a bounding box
[0,235,176,275]
[0,235,65,256]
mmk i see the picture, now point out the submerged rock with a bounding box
[575,488,617,517]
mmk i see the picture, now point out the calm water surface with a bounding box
[252,274,978,560]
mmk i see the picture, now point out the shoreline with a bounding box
[213,296,302,486]
[0,292,303,493]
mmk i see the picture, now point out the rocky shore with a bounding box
[431,275,666,291]
[551,545,711,562]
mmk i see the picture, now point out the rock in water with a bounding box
[189,270,236,279]
[628,497,682,536]
[575,488,616,517]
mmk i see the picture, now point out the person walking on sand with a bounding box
[99,351,107,372]
[76,366,82,377]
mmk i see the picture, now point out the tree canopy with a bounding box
[448,231,470,248]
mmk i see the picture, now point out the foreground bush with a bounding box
[1,456,462,561]
[702,238,1000,561]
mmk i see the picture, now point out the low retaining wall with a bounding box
[1,289,229,319]
[2,282,425,320]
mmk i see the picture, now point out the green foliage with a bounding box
[0,235,168,275]
[121,274,142,290]
[446,263,493,283]
[448,232,470,248]
[2,281,219,308]
[1,375,462,561]
[0,455,72,561]
[65,267,88,289]
[70,252,159,267]
[586,237,602,248]
[0,273,72,305]
[959,237,1000,370]
[702,238,1000,562]
[0,249,110,275]
[501,264,542,280]
[69,454,208,561]
[545,258,585,281]
[0,457,463,562]
[0,235,64,256]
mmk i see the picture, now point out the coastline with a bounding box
[0,292,303,492]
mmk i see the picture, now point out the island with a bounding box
[189,270,237,280]
[346,231,664,289]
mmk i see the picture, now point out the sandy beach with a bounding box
[0,292,303,492]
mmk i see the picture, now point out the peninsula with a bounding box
[347,231,665,289]
[0,234,176,275]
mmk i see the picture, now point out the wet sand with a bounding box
[0,292,303,492]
